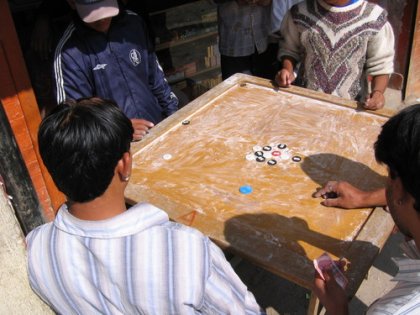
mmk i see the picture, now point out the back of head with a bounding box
[375,104,420,211]
[38,97,133,203]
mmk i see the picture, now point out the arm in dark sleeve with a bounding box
[135,13,178,116]
[53,47,94,104]
[147,51,179,117]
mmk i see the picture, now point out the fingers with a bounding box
[141,120,155,128]
[130,119,154,141]
[337,259,348,271]
[313,275,327,295]
[363,93,385,110]
[132,129,147,141]
[130,119,154,130]
[275,70,294,87]
[320,197,342,208]
[313,181,338,198]
[314,181,346,208]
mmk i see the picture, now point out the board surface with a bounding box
[126,74,394,291]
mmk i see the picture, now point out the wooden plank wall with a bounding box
[371,0,416,93]
[405,0,420,101]
[0,0,64,221]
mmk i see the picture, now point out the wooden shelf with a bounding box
[150,0,220,101]
[156,31,217,51]
[168,66,220,84]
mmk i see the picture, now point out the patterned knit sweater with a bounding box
[278,0,394,100]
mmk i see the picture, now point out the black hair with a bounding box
[38,97,134,203]
[375,104,420,212]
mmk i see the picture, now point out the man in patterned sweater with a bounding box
[275,0,394,110]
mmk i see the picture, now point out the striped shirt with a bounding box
[367,240,420,315]
[216,2,271,56]
[26,203,263,314]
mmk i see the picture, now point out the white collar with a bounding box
[54,202,168,238]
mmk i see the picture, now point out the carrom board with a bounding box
[125,74,394,295]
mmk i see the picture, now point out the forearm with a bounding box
[278,11,301,63]
[359,188,387,208]
[371,74,389,94]
[148,54,178,115]
[54,56,93,104]
[281,56,295,73]
[314,181,386,209]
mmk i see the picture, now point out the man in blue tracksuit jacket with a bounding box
[54,0,178,140]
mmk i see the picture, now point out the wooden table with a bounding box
[125,74,395,314]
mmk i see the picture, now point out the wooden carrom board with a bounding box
[125,74,394,298]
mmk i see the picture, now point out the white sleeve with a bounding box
[365,22,395,76]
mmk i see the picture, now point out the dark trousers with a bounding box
[220,43,279,81]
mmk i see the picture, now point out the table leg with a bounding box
[307,292,321,315]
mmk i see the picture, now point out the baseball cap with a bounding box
[74,0,119,23]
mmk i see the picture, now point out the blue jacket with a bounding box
[54,10,178,124]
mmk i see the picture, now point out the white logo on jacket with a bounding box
[93,64,107,70]
[129,49,141,66]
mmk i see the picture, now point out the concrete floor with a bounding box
[230,230,404,315]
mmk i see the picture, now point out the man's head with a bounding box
[72,0,119,23]
[375,104,420,238]
[38,97,133,203]
[67,0,119,32]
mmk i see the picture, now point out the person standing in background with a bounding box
[54,0,178,140]
[215,0,276,80]
[270,0,302,37]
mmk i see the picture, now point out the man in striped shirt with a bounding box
[27,97,263,314]
[313,104,420,314]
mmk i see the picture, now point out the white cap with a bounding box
[74,0,119,23]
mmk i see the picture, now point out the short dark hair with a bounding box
[375,104,420,212]
[38,97,133,202]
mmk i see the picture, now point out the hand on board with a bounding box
[313,181,371,209]
[363,90,385,110]
[275,69,295,87]
[130,119,154,141]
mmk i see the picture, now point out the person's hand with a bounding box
[130,119,154,141]
[363,90,385,110]
[313,268,349,315]
[31,15,53,61]
[313,181,370,209]
[275,69,295,87]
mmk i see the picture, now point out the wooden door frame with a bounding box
[0,0,64,224]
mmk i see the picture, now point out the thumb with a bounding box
[321,197,342,208]
[324,269,342,290]
[313,276,327,297]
